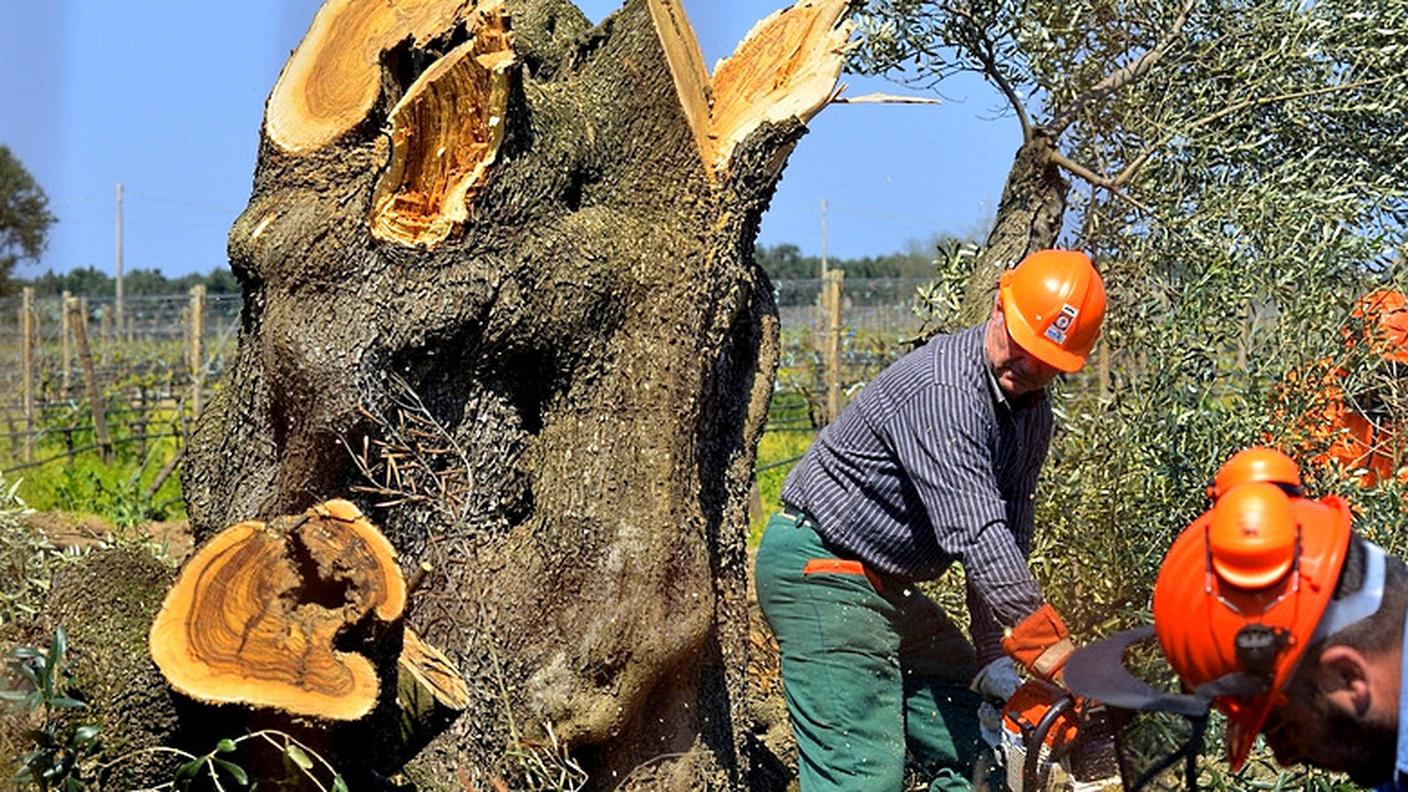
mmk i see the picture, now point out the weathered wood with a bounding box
[61,289,72,396]
[188,285,205,420]
[20,287,33,463]
[68,298,112,462]
[824,270,843,423]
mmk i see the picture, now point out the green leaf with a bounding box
[214,758,249,786]
[217,738,237,753]
[50,626,67,671]
[48,697,87,710]
[332,776,350,792]
[284,744,313,771]
[175,757,206,780]
[71,724,100,746]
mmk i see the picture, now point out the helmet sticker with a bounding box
[1043,304,1080,346]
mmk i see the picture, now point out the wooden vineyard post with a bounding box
[20,287,34,463]
[68,297,112,463]
[61,289,72,397]
[98,304,110,358]
[188,285,205,420]
[824,270,844,424]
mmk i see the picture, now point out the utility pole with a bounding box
[115,182,125,344]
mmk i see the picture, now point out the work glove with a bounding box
[1001,603,1076,682]
[970,656,1023,702]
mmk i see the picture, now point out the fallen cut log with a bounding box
[149,500,407,720]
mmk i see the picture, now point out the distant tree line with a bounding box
[17,266,240,298]
[755,233,962,282]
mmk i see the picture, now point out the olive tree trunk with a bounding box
[165,0,849,787]
[958,131,1069,325]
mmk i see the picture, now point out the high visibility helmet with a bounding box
[998,249,1107,373]
[1208,447,1304,501]
[1152,483,1353,771]
[1352,289,1408,364]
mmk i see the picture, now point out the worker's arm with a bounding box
[892,387,1047,651]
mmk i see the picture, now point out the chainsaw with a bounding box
[978,678,1124,792]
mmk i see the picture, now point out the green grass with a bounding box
[750,426,815,546]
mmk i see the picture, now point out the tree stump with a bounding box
[177,0,851,785]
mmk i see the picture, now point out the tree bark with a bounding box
[959,131,1069,325]
[175,0,848,786]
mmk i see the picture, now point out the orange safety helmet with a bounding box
[999,249,1107,373]
[1208,447,1304,501]
[1152,483,1353,771]
[1351,289,1408,364]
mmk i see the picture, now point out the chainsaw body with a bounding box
[979,680,1122,792]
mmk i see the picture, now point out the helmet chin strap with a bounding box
[1063,626,1269,792]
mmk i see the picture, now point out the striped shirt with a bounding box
[780,323,1053,662]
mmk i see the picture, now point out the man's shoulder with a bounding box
[899,324,986,387]
[865,324,990,421]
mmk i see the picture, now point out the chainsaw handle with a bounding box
[1021,692,1075,792]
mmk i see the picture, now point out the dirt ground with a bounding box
[21,511,193,564]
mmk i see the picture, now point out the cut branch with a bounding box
[370,1,515,246]
[149,500,407,721]
[265,0,481,154]
[708,0,853,175]
[650,0,853,178]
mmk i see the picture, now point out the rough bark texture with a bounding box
[959,131,1070,325]
[175,0,827,785]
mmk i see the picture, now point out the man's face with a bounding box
[1260,676,1397,786]
[985,301,1062,399]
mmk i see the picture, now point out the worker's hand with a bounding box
[970,656,1023,702]
[1002,603,1076,682]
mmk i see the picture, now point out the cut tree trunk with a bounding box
[174,0,851,787]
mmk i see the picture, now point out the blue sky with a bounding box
[0,1,1018,278]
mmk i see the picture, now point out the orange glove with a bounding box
[1002,603,1075,681]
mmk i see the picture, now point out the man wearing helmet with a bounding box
[754,249,1107,790]
[1064,448,1408,790]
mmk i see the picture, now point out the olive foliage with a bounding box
[856,0,1408,784]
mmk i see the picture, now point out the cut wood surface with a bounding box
[650,0,852,179]
[265,0,479,153]
[394,627,471,755]
[370,1,514,246]
[149,500,405,721]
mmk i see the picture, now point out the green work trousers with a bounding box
[755,510,984,792]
